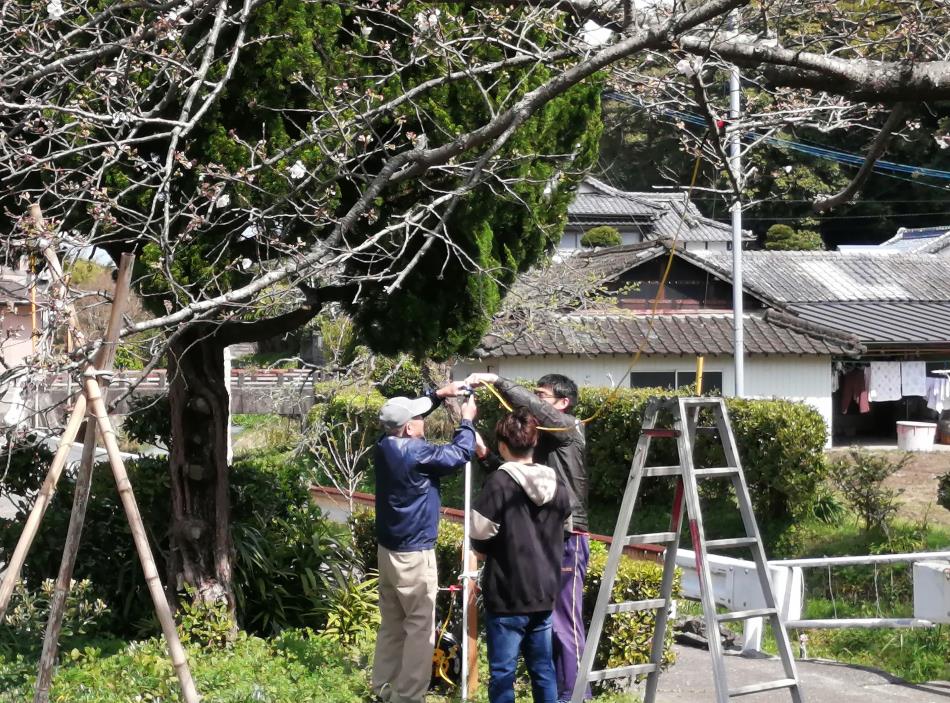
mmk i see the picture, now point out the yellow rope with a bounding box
[484,149,707,431]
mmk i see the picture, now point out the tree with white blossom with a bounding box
[2,0,949,618]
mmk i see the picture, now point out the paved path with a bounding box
[633,644,950,702]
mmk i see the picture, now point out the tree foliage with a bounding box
[580,225,622,248]
[764,224,824,251]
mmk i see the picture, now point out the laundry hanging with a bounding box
[868,361,902,402]
[840,367,870,414]
[900,361,927,397]
[926,376,950,414]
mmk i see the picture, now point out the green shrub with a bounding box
[0,579,111,657]
[829,449,908,536]
[315,385,829,554]
[581,226,622,248]
[0,444,356,639]
[370,355,427,397]
[0,630,371,701]
[937,470,950,513]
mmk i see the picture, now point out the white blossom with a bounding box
[46,0,65,20]
[675,58,699,77]
[215,193,230,209]
[288,160,307,180]
[414,8,440,33]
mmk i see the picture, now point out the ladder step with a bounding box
[641,428,680,438]
[642,465,681,477]
[606,598,668,614]
[694,467,740,478]
[625,532,677,546]
[718,608,776,623]
[705,537,758,550]
[588,663,657,682]
[696,426,720,434]
[729,678,798,697]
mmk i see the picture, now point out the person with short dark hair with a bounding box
[372,382,476,703]
[465,371,590,702]
[471,408,572,703]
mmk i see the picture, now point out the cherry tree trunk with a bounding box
[167,327,235,620]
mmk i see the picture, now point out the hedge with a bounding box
[349,510,678,682]
[312,384,829,554]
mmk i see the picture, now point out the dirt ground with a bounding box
[827,446,950,528]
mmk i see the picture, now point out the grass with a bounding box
[0,630,371,702]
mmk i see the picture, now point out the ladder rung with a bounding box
[588,663,657,682]
[718,608,776,623]
[642,466,681,477]
[606,598,667,614]
[694,467,739,478]
[625,532,677,546]
[705,537,757,550]
[729,678,798,697]
[641,428,680,438]
[682,398,722,406]
[695,426,719,433]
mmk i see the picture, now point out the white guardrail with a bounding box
[675,549,950,654]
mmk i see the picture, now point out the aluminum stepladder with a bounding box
[571,396,804,703]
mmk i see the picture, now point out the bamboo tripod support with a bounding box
[0,234,200,701]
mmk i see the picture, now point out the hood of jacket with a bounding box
[498,461,558,506]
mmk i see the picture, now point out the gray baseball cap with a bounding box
[379,396,433,431]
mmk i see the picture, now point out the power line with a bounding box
[605,91,950,181]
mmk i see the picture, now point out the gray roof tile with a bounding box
[694,251,950,302]
[477,310,862,358]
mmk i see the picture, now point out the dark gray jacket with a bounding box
[492,377,589,532]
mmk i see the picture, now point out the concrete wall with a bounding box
[454,353,833,445]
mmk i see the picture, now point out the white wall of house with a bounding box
[455,353,833,446]
[558,228,731,254]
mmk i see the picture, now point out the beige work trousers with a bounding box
[372,546,438,703]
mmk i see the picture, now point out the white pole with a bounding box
[460,460,472,700]
[729,43,744,398]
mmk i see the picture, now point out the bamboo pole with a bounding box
[33,254,134,703]
[0,395,87,620]
[0,217,100,621]
[82,371,201,703]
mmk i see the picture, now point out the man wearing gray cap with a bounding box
[372,382,477,703]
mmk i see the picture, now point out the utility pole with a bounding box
[729,19,744,398]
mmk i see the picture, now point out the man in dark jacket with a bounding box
[471,408,572,703]
[465,372,590,702]
[372,383,477,703]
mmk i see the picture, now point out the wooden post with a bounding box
[33,254,134,702]
[82,371,201,703]
[465,550,479,698]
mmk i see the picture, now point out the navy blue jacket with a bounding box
[375,419,476,552]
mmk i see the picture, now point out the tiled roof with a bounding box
[477,310,863,358]
[568,178,750,243]
[789,301,950,345]
[694,251,950,303]
[880,225,950,252]
[0,269,33,304]
[919,230,950,254]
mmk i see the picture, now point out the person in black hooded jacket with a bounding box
[471,408,572,703]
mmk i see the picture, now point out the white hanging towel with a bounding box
[900,361,927,397]
[926,377,950,413]
[868,361,902,402]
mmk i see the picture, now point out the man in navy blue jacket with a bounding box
[372,383,477,703]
